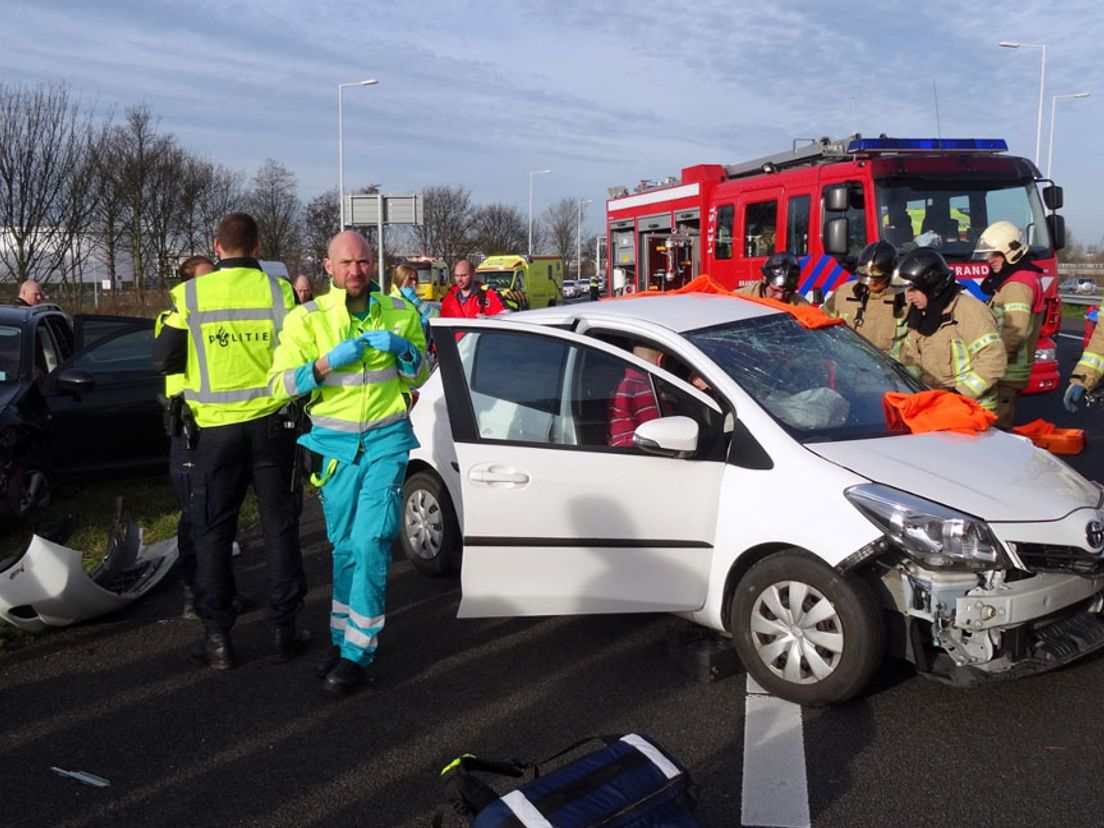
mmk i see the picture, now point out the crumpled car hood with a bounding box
[807,430,1100,522]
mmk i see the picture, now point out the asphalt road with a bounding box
[3,316,1103,827]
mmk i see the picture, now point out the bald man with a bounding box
[16,280,45,306]
[293,275,314,304]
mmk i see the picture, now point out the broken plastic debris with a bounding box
[51,767,110,787]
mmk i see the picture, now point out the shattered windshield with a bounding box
[875,177,1051,262]
[0,326,21,382]
[685,314,923,442]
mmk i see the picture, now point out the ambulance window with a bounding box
[744,200,778,257]
[786,195,811,256]
[715,205,734,260]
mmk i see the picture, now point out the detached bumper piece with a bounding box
[945,611,1104,686]
[0,504,178,632]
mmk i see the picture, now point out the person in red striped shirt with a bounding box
[608,345,664,447]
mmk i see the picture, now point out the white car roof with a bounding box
[518,293,780,333]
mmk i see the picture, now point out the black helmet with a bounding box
[895,248,956,296]
[761,252,801,291]
[856,241,898,283]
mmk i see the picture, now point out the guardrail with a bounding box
[1058,292,1102,306]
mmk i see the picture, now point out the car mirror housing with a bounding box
[56,368,96,395]
[632,415,699,458]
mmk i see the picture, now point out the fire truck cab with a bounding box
[605,136,1066,393]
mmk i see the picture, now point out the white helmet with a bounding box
[973,220,1027,264]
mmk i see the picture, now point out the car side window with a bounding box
[35,321,61,380]
[68,328,155,379]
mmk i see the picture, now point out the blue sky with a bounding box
[3,0,1102,243]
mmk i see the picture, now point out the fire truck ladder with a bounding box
[722,135,858,180]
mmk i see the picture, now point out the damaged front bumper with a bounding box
[0,519,178,633]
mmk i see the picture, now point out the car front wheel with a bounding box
[399,470,460,576]
[730,549,883,706]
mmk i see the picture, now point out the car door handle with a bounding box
[468,464,530,485]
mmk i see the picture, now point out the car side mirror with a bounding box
[56,368,95,396]
[633,415,699,458]
[824,217,849,256]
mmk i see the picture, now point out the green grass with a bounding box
[0,471,260,652]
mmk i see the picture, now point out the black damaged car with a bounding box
[0,303,167,520]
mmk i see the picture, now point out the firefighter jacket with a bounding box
[159,260,295,428]
[899,292,1007,410]
[440,282,508,317]
[268,286,428,462]
[735,283,810,306]
[987,277,1042,387]
[1071,322,1104,392]
[824,286,906,357]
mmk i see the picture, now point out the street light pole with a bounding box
[338,79,378,229]
[576,198,592,280]
[998,41,1046,166]
[1046,92,1091,180]
[528,169,552,256]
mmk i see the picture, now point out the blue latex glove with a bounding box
[326,337,368,370]
[1063,383,1085,413]
[361,330,412,356]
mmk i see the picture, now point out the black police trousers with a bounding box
[169,435,196,590]
[189,412,306,633]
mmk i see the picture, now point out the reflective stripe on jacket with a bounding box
[1072,322,1104,392]
[268,287,428,437]
[824,287,907,358]
[988,279,1040,385]
[154,309,184,398]
[163,265,294,427]
[900,292,1007,411]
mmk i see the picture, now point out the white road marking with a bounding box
[741,676,811,828]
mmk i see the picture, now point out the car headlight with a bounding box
[1034,345,1056,363]
[845,483,1009,571]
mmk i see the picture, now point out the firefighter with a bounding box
[824,241,907,357]
[269,231,429,697]
[152,212,306,671]
[973,220,1045,429]
[736,252,809,305]
[1063,322,1104,412]
[897,248,1006,412]
[440,258,509,317]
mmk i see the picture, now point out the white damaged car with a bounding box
[399,294,1104,705]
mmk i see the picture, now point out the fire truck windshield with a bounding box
[874,177,1051,262]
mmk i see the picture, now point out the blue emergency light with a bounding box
[847,137,1008,154]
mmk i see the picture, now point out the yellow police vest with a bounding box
[167,266,295,428]
[269,288,427,435]
[154,309,184,398]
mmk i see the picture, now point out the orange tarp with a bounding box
[1012,419,1085,455]
[605,274,844,330]
[882,390,997,435]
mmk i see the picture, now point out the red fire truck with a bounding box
[604,136,1066,393]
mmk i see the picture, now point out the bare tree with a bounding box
[411,185,474,265]
[303,188,339,273]
[471,202,528,256]
[541,197,580,266]
[248,159,301,263]
[0,82,98,289]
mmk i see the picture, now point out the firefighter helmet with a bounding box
[856,241,899,284]
[896,248,956,296]
[761,252,801,291]
[972,220,1027,264]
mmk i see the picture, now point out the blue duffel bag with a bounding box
[433,733,701,827]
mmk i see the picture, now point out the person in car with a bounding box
[608,345,663,447]
[824,241,907,357]
[15,280,45,306]
[897,248,1006,412]
[440,259,508,318]
[973,221,1044,429]
[736,252,809,305]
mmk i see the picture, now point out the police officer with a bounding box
[897,248,1006,411]
[736,252,809,305]
[153,212,307,671]
[269,231,429,697]
[824,241,907,357]
[973,221,1045,429]
[589,273,600,301]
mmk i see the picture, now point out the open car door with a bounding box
[431,316,728,618]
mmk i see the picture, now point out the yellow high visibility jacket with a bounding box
[154,309,184,398]
[268,287,428,438]
[900,292,1007,411]
[824,286,907,358]
[162,264,295,427]
[988,279,1041,386]
[1071,322,1104,392]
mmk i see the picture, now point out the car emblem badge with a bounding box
[1086,520,1104,551]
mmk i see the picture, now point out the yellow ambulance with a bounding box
[475,255,564,310]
